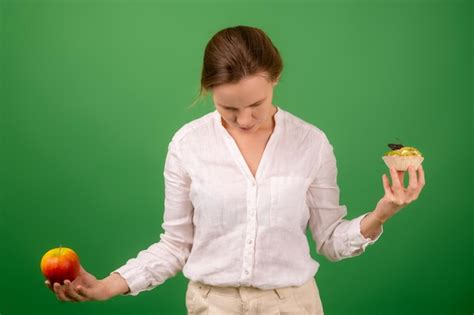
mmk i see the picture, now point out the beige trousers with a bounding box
[185,277,324,315]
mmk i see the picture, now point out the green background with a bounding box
[1,0,472,314]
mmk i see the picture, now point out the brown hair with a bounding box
[189,25,283,108]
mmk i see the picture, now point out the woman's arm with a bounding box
[100,273,131,298]
[307,133,384,262]
[361,164,426,240]
[109,139,194,296]
[360,211,385,240]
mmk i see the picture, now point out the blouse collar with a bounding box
[213,105,283,135]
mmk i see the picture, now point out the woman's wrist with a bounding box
[373,198,400,223]
[100,272,130,299]
[360,211,384,239]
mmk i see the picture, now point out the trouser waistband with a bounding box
[188,277,315,301]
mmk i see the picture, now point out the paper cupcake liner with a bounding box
[382,156,424,171]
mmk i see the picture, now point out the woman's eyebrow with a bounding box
[219,97,266,109]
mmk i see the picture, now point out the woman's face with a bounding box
[212,73,278,133]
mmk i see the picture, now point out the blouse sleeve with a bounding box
[110,139,194,296]
[307,133,383,262]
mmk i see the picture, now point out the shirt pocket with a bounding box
[270,176,311,231]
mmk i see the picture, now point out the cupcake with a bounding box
[382,143,424,171]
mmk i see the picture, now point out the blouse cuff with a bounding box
[111,264,149,297]
[345,212,384,255]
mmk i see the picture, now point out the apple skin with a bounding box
[40,247,80,285]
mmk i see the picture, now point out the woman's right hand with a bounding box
[45,265,111,302]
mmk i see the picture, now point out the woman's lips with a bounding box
[240,126,254,131]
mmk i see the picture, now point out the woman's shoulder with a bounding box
[169,110,216,145]
[281,108,327,141]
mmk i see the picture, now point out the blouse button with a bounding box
[244,270,249,275]
[247,240,253,244]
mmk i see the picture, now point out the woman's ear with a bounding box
[273,75,281,86]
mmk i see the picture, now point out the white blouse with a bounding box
[112,106,383,296]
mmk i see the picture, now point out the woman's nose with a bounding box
[236,115,253,127]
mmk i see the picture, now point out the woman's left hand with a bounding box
[373,164,426,222]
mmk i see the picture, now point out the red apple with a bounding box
[40,246,80,284]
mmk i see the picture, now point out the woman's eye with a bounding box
[224,103,261,111]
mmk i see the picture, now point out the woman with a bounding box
[46,25,425,314]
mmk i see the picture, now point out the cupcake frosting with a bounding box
[384,146,423,157]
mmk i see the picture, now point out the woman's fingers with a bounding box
[382,174,393,196]
[44,266,100,302]
[389,166,403,191]
[46,279,90,302]
[418,164,425,187]
[64,280,86,302]
[53,282,72,301]
[387,166,408,206]
[407,165,419,190]
[383,164,425,208]
[397,170,405,187]
[76,285,94,300]
[407,165,426,202]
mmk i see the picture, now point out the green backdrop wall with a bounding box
[1,0,472,314]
